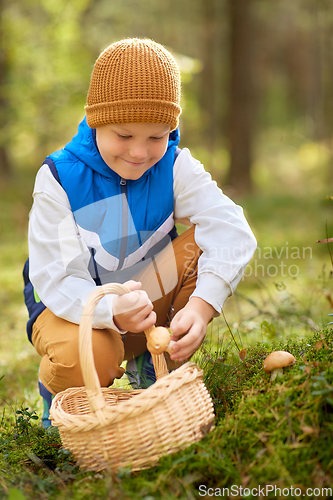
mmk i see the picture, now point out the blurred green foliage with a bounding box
[0,0,332,195]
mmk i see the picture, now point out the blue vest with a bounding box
[24,118,180,342]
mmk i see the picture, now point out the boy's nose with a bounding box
[129,145,147,160]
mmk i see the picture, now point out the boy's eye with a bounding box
[116,133,164,140]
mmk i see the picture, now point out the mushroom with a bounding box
[263,350,296,381]
[165,340,176,355]
[146,326,171,355]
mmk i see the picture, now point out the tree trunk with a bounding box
[200,0,218,151]
[227,0,256,196]
[0,145,11,177]
[0,0,12,178]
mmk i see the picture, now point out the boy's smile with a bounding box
[95,122,171,180]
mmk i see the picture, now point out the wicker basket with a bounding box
[49,283,215,472]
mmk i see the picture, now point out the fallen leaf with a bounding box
[304,366,311,375]
[251,407,261,420]
[315,340,323,351]
[256,431,269,442]
[317,237,333,243]
[239,348,247,361]
[320,333,329,349]
[241,475,251,487]
[295,381,308,390]
[300,426,316,434]
[270,408,280,421]
[324,293,333,309]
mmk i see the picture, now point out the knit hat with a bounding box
[85,38,182,131]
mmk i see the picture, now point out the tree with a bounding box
[0,0,12,177]
[0,0,93,179]
[199,0,218,151]
[226,0,257,196]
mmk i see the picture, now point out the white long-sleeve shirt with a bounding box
[28,147,257,331]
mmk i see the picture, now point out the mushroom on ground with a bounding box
[263,350,296,381]
[146,326,171,355]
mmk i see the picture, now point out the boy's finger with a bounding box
[116,290,151,314]
[170,326,202,361]
[135,310,156,332]
[170,317,191,339]
[171,341,198,361]
[123,280,142,291]
[131,302,154,322]
[134,290,153,310]
[113,292,140,315]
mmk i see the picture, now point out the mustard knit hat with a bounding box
[85,38,182,131]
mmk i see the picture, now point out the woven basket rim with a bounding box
[50,361,204,430]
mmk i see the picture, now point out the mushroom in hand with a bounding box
[165,340,176,355]
[263,350,296,381]
[146,326,171,355]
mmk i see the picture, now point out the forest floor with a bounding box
[0,161,332,499]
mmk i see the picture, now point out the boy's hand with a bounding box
[113,281,156,333]
[169,297,215,362]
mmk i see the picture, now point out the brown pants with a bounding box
[32,227,200,395]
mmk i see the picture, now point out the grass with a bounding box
[1,330,333,499]
[0,146,333,499]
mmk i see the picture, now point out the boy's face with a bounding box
[96,122,171,180]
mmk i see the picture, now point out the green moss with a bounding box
[1,329,333,499]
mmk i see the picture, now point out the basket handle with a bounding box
[79,283,168,413]
[143,326,169,380]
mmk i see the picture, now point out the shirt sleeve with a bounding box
[28,164,125,331]
[173,148,257,313]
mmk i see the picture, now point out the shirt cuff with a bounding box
[93,293,127,334]
[190,272,231,314]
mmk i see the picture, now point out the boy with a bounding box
[24,38,256,427]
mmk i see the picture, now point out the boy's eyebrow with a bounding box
[115,125,132,132]
[114,125,170,135]
[150,130,170,137]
